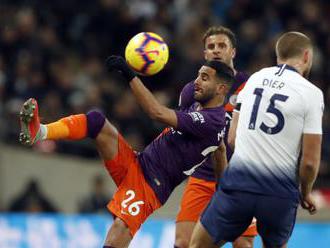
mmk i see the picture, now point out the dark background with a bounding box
[0,0,329,188]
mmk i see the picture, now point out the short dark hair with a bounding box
[202,26,237,48]
[276,32,312,60]
[204,60,235,86]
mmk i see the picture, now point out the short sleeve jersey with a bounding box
[138,103,226,204]
[220,64,324,201]
[177,71,249,181]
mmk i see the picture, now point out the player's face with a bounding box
[204,34,236,67]
[194,66,221,104]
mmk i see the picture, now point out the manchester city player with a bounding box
[190,32,324,248]
[175,26,257,248]
[19,57,234,248]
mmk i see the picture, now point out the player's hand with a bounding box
[105,55,136,82]
[300,193,317,215]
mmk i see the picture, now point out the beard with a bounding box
[194,89,215,105]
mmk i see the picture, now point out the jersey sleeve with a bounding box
[235,89,247,113]
[178,82,195,110]
[175,110,215,138]
[303,89,324,134]
[235,73,256,112]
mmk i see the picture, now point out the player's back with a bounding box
[221,64,324,200]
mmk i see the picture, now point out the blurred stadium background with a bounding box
[0,0,329,247]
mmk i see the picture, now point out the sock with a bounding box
[40,124,48,140]
[43,111,105,140]
[45,114,87,140]
[86,110,106,139]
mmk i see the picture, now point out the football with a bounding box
[125,32,169,76]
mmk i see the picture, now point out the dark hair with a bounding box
[204,60,235,85]
[276,32,312,60]
[203,26,237,48]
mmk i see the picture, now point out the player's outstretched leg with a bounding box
[19,98,42,145]
[18,98,112,149]
[18,98,132,247]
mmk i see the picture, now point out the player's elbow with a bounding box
[300,158,320,180]
[301,160,319,174]
[302,153,320,172]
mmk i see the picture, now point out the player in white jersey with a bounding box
[189,32,324,248]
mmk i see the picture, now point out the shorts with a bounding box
[104,134,162,236]
[201,188,298,246]
[176,177,257,237]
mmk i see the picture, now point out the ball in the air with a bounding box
[125,32,169,76]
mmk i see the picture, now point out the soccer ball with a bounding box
[125,32,169,76]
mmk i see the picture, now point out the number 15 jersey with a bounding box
[221,64,324,201]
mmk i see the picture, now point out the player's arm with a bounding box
[299,89,324,214]
[228,108,240,149]
[299,134,322,215]
[212,139,228,181]
[105,55,178,127]
[129,77,177,127]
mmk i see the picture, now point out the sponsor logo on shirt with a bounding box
[188,112,205,123]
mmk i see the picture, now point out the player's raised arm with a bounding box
[129,77,177,126]
[105,55,178,127]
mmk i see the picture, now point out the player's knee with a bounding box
[175,224,193,248]
[233,236,254,248]
[105,218,131,245]
[86,110,106,138]
[112,217,129,232]
[175,235,190,248]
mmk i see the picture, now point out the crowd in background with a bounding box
[0,0,329,195]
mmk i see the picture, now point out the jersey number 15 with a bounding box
[248,88,289,135]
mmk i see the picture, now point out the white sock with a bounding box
[40,124,48,140]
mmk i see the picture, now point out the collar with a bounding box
[277,64,299,73]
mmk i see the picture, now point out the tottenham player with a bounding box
[190,32,324,248]
[19,57,234,248]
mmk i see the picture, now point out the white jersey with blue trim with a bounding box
[220,64,324,200]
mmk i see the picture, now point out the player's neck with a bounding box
[277,59,304,76]
[200,95,225,109]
